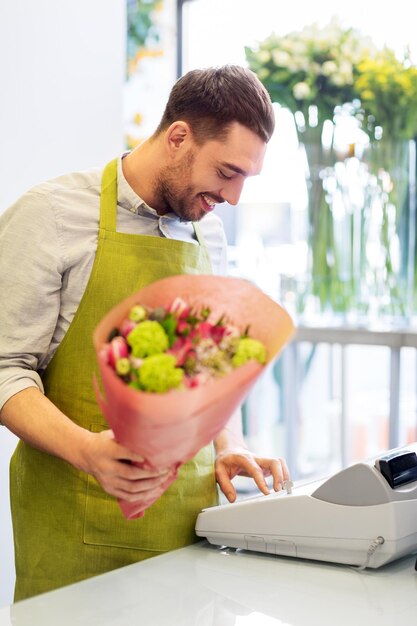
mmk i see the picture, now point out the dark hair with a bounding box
[154,65,275,144]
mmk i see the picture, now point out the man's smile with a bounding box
[200,193,222,213]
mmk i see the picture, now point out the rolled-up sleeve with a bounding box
[0,190,64,411]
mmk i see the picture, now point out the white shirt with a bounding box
[0,156,228,410]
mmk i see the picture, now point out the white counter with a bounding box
[0,540,416,626]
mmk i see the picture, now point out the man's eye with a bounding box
[218,170,232,180]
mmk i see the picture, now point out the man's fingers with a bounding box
[244,456,290,492]
[216,453,291,499]
[120,474,169,495]
[266,457,290,491]
[215,466,236,502]
[106,473,170,501]
[116,462,170,481]
[247,464,270,496]
[229,454,270,495]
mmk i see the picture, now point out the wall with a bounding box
[0,0,126,606]
[0,0,126,212]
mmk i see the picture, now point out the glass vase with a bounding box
[361,138,416,320]
[296,118,415,323]
[297,118,363,318]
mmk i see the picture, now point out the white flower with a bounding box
[257,50,271,64]
[272,49,291,67]
[288,59,307,72]
[331,73,348,87]
[321,60,338,76]
[169,297,189,318]
[293,81,311,100]
[310,62,321,76]
[222,323,241,339]
[291,41,308,56]
[246,18,383,116]
[339,59,353,77]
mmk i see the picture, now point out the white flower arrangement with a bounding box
[245,17,376,125]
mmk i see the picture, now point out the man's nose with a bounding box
[221,178,245,206]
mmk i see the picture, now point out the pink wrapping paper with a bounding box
[93,275,294,519]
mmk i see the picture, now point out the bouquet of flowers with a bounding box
[245,18,376,128]
[93,274,294,519]
[105,299,268,392]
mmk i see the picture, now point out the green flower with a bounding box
[138,354,184,393]
[115,358,131,376]
[232,338,267,367]
[129,305,147,322]
[127,320,169,358]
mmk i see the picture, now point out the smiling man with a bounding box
[122,67,271,223]
[129,120,266,221]
[0,65,289,601]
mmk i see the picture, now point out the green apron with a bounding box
[10,159,219,601]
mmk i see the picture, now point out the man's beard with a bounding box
[154,151,202,222]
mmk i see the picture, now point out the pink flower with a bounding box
[210,324,227,343]
[119,318,136,338]
[184,376,200,388]
[191,321,213,340]
[169,297,191,320]
[108,336,129,368]
[168,336,195,366]
[176,320,190,335]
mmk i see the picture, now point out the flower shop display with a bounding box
[93,274,294,519]
[246,19,417,319]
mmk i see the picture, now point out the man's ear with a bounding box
[165,121,192,153]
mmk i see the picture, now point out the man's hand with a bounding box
[1,388,171,503]
[215,446,290,503]
[80,429,171,502]
[214,409,290,503]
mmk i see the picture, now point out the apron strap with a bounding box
[192,221,207,248]
[192,222,212,273]
[100,158,210,256]
[100,159,118,232]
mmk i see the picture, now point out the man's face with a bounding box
[154,122,267,222]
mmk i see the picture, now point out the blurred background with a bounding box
[1,0,417,606]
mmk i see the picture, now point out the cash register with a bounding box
[196,445,417,569]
